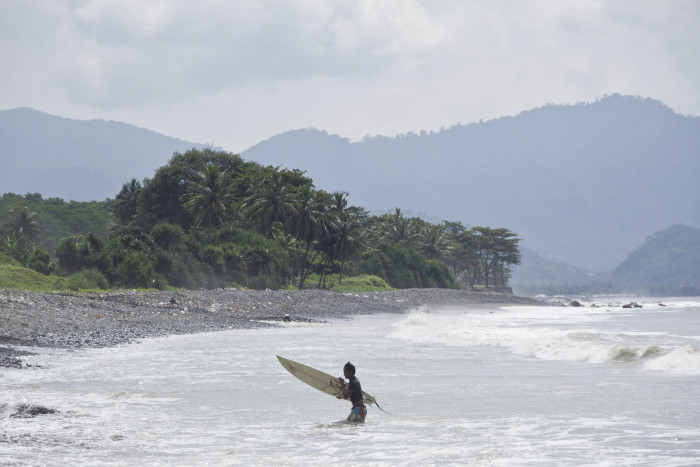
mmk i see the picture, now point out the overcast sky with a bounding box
[2,0,699,152]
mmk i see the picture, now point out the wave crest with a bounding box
[389,308,700,376]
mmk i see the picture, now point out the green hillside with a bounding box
[0,193,115,255]
[613,224,700,288]
[0,253,66,291]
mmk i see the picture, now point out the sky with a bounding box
[2,0,699,153]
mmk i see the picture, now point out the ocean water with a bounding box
[1,297,699,466]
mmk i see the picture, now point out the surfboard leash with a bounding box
[374,401,400,419]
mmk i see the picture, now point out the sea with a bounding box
[1,296,699,466]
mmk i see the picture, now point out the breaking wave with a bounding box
[388,305,700,376]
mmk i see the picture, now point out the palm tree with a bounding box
[379,208,417,246]
[243,171,297,238]
[290,187,328,289]
[181,164,235,241]
[114,179,141,225]
[0,231,30,264]
[418,224,453,261]
[315,211,338,289]
[316,192,366,288]
[291,186,322,243]
[331,218,363,284]
[272,226,299,285]
[331,192,349,218]
[8,206,40,242]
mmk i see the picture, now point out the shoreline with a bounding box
[0,288,542,368]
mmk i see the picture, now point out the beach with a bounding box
[0,288,540,368]
[2,295,698,465]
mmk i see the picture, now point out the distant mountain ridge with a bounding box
[2,96,698,275]
[509,247,613,295]
[0,107,209,201]
[614,224,700,287]
[243,95,700,270]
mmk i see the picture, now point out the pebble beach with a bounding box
[0,288,541,368]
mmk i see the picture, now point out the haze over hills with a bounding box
[0,107,210,201]
[243,95,700,271]
[614,224,700,288]
[1,95,698,279]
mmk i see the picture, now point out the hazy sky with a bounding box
[2,0,699,152]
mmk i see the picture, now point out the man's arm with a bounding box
[337,377,350,399]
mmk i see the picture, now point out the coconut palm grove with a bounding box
[0,149,520,292]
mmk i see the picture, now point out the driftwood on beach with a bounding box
[0,288,541,368]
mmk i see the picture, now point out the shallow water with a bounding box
[1,297,699,465]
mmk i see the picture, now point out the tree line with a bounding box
[1,149,521,290]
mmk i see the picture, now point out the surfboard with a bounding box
[276,355,376,405]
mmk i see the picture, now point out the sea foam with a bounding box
[388,305,700,376]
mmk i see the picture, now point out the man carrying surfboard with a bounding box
[277,355,396,420]
[337,362,367,423]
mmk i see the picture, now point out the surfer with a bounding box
[338,362,366,423]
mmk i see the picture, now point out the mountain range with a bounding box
[243,95,700,272]
[614,224,700,288]
[1,95,698,281]
[0,107,209,202]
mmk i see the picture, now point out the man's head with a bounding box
[343,362,355,378]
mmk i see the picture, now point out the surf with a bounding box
[388,302,700,376]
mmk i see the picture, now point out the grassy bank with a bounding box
[300,274,392,292]
[1,253,392,293]
[0,254,66,292]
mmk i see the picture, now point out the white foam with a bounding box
[388,306,700,376]
[641,345,700,376]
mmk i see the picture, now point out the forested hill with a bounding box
[613,224,700,289]
[243,95,700,271]
[3,96,699,273]
[0,107,209,201]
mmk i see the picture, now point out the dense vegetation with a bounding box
[1,149,521,291]
[0,193,113,256]
[613,224,700,295]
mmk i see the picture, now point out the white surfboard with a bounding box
[276,355,377,405]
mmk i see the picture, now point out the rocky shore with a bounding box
[0,288,542,368]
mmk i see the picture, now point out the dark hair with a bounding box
[344,362,356,375]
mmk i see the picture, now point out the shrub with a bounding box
[330,274,392,292]
[66,269,109,291]
[114,251,167,289]
[55,235,83,273]
[247,273,279,290]
[359,242,459,289]
[425,259,460,289]
[202,245,225,275]
[169,256,201,288]
[150,222,183,250]
[27,247,52,275]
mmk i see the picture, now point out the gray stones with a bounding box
[0,288,541,368]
